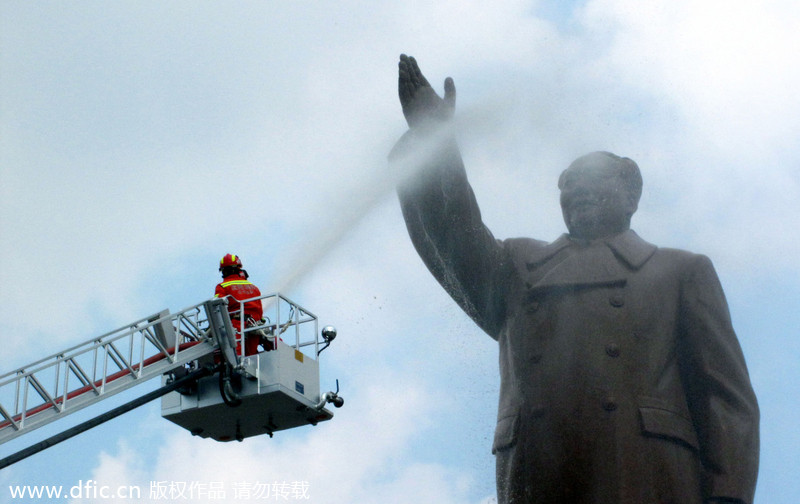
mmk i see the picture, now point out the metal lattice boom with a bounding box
[0,299,224,444]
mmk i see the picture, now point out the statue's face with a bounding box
[559,156,636,240]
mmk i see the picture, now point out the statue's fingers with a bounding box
[400,81,419,107]
[406,56,420,87]
[398,65,410,100]
[408,56,430,89]
[399,55,419,91]
[398,54,411,78]
[443,77,456,113]
[399,80,415,104]
[398,57,418,103]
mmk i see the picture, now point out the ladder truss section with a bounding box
[0,299,226,444]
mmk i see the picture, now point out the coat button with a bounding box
[609,294,625,307]
[602,399,618,411]
[530,353,542,364]
[605,344,620,357]
[527,301,540,313]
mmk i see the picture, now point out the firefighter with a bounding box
[214,253,264,355]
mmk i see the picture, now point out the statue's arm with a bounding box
[678,254,759,504]
[391,55,510,338]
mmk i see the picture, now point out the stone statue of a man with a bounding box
[390,54,759,504]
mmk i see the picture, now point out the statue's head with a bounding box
[558,151,642,240]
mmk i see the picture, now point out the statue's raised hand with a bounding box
[398,54,456,129]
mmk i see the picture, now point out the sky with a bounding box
[1,0,799,502]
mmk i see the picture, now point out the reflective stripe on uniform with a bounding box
[220,280,254,288]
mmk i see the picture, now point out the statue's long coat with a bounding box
[391,132,759,504]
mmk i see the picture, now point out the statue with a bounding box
[390,54,759,504]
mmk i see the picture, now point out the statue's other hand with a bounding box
[398,54,456,129]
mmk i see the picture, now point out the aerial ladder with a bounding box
[0,293,343,468]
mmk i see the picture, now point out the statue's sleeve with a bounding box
[390,129,511,339]
[678,254,759,504]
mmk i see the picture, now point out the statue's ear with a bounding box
[626,193,639,217]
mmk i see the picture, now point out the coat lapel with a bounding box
[524,230,657,292]
[605,229,657,269]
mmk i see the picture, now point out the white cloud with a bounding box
[79,371,481,504]
[2,1,799,503]
[569,0,800,275]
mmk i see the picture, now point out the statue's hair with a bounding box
[558,151,643,206]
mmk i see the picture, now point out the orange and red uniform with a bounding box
[214,274,263,355]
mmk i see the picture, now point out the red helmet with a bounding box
[219,253,243,271]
